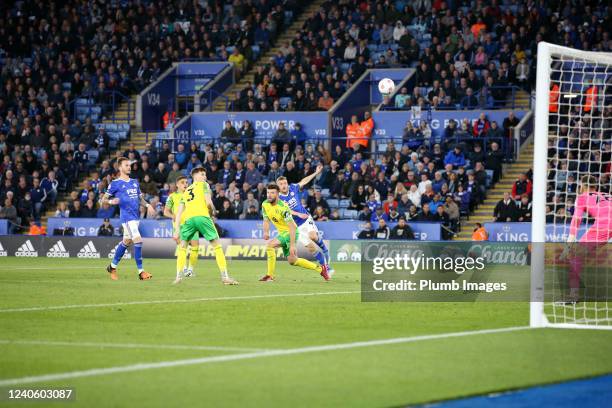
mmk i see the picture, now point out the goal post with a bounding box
[530,42,612,330]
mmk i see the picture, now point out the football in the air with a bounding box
[378,78,395,95]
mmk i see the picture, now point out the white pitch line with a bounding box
[0,326,531,386]
[0,339,271,353]
[0,291,360,313]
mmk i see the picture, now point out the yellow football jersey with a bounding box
[181,181,211,220]
[262,199,294,234]
[166,191,187,224]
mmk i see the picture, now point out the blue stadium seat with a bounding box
[342,209,358,219]
[87,150,99,164]
[339,199,350,208]
[327,198,339,208]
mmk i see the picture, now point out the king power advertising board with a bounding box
[45,218,441,241]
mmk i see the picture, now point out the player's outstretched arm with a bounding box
[100,192,118,206]
[291,209,309,219]
[297,164,324,189]
[163,205,174,220]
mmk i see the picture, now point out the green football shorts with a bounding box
[276,230,299,257]
[180,216,219,242]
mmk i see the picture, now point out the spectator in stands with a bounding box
[221,121,240,147]
[444,146,466,169]
[81,200,97,218]
[272,123,292,147]
[375,219,391,240]
[358,222,375,239]
[175,144,189,168]
[488,121,504,138]
[73,143,90,176]
[41,171,59,206]
[318,91,334,111]
[434,205,452,240]
[291,123,307,147]
[485,142,504,183]
[512,173,533,200]
[245,205,260,220]
[473,113,491,137]
[516,194,532,222]
[54,202,70,218]
[98,218,114,237]
[494,192,517,222]
[313,206,329,222]
[417,203,435,221]
[0,198,18,234]
[70,200,83,218]
[350,185,367,211]
[390,217,414,240]
[217,200,235,220]
[30,178,47,222]
[503,112,521,139]
[461,88,478,110]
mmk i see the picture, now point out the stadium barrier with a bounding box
[44,218,442,241]
[484,222,591,242]
[138,61,233,131]
[172,111,330,143]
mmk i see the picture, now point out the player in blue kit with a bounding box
[101,157,152,280]
[276,164,333,275]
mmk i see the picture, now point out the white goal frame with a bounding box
[530,42,612,330]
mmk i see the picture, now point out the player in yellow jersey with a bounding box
[164,176,200,281]
[173,167,238,285]
[259,183,330,282]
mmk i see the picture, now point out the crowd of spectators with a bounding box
[234,0,610,112]
[492,102,610,226]
[0,0,301,232]
[18,118,517,241]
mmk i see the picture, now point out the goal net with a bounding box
[531,42,612,330]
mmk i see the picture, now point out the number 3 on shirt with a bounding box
[186,187,195,202]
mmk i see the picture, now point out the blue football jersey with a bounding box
[279,183,309,226]
[107,178,141,223]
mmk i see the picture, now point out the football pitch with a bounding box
[1,257,611,407]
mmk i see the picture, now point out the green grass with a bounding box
[0,257,611,407]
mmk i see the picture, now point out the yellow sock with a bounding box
[213,244,227,275]
[266,247,276,277]
[188,246,199,270]
[176,245,187,276]
[293,258,322,273]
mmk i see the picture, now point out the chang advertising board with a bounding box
[190,112,328,142]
